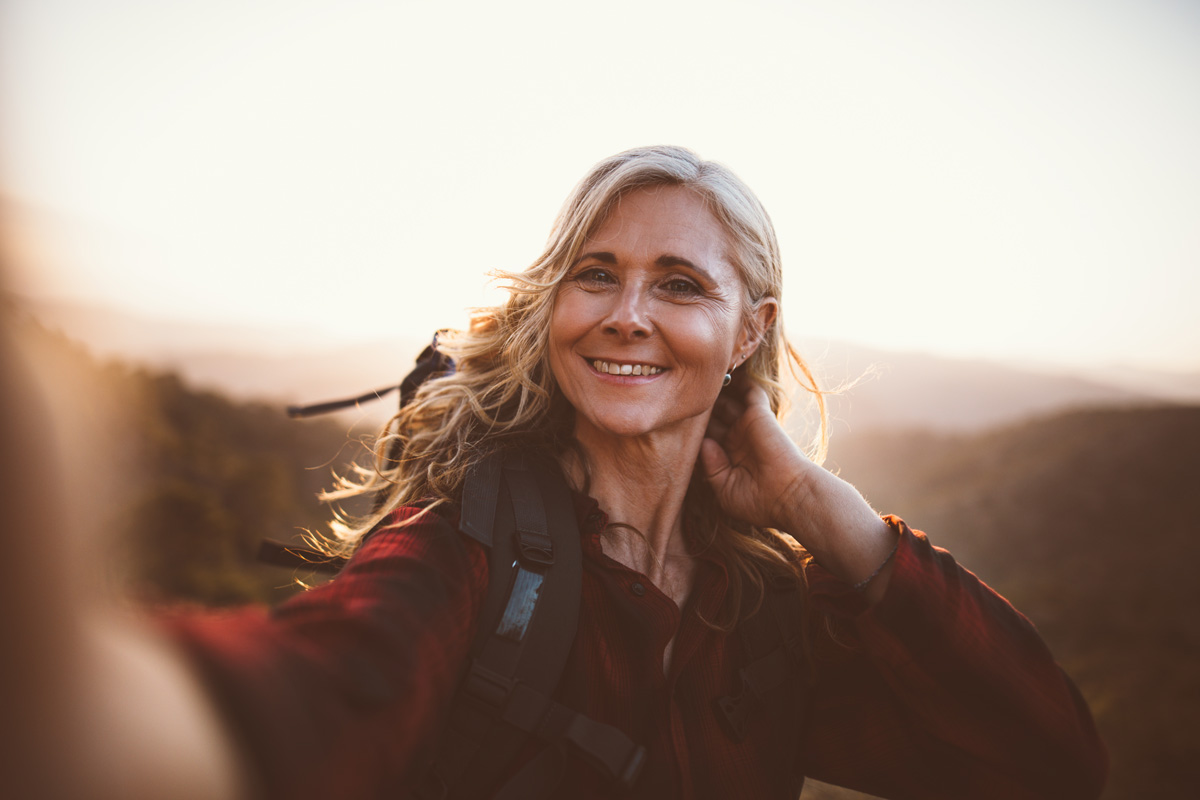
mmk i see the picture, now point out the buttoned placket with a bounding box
[579,499,732,797]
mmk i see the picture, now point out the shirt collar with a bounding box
[569,489,730,614]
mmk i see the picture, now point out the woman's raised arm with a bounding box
[798,520,1108,799]
[701,381,899,600]
[700,379,1106,797]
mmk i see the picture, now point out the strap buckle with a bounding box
[499,685,647,792]
[615,745,647,791]
[503,461,555,567]
[462,660,514,710]
[515,528,554,567]
[561,712,648,791]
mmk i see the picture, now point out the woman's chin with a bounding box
[574,408,656,441]
[574,407,703,444]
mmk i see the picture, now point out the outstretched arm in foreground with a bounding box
[0,313,247,800]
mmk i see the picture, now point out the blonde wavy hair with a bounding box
[324,145,828,629]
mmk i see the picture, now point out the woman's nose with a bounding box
[602,286,652,339]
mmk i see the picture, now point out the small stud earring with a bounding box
[722,372,732,387]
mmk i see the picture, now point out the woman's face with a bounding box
[549,185,769,443]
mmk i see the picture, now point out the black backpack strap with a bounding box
[458,454,503,548]
[716,574,809,742]
[371,335,456,515]
[285,331,455,419]
[417,453,645,800]
[255,538,346,573]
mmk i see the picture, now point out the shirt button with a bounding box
[631,581,646,597]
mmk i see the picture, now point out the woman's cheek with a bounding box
[661,304,740,362]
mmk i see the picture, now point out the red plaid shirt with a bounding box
[166,496,1106,800]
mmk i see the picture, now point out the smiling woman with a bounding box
[549,186,774,444]
[321,148,827,637]
[13,146,1108,800]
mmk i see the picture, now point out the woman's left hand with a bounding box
[699,378,898,594]
[699,380,813,533]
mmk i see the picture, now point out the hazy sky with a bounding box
[3,0,1198,370]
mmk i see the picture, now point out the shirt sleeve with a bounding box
[796,516,1108,800]
[160,506,489,800]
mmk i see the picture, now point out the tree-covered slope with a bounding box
[825,407,1200,799]
[16,315,360,606]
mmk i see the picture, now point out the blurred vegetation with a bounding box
[20,317,1197,798]
[113,367,361,604]
[18,315,362,606]
[819,407,1200,799]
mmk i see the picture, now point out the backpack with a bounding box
[263,335,809,798]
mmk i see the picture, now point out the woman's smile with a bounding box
[549,185,756,441]
[586,358,667,378]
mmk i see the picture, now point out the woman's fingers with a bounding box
[743,382,773,412]
[699,437,732,483]
[711,394,743,425]
[705,416,730,442]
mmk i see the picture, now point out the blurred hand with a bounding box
[0,303,246,800]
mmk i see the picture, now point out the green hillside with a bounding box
[825,407,1200,799]
[115,368,360,604]
[17,317,359,606]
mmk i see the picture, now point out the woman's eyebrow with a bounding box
[570,251,715,283]
[572,251,618,267]
[655,255,713,282]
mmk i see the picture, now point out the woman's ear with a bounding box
[735,297,778,366]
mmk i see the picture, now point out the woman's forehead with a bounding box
[583,186,738,274]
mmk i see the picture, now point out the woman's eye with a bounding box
[577,268,616,287]
[662,278,701,297]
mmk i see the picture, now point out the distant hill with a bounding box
[805,340,1162,432]
[17,295,1198,433]
[824,407,1200,800]
[11,294,428,417]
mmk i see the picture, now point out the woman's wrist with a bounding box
[778,471,897,587]
[853,531,900,591]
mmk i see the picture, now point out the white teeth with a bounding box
[591,360,662,376]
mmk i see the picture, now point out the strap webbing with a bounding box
[255,539,345,573]
[459,455,503,547]
[504,461,554,567]
[489,745,565,800]
[500,683,645,790]
[422,452,641,800]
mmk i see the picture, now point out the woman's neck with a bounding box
[564,417,706,582]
